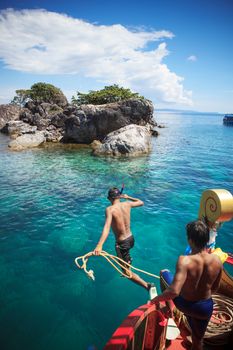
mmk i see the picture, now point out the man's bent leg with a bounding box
[191,335,202,350]
[115,242,150,290]
[127,269,150,290]
[189,317,210,350]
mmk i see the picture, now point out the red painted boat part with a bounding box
[104,302,187,350]
[226,253,233,265]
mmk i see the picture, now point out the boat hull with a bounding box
[223,115,233,125]
[104,303,168,350]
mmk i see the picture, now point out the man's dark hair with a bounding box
[186,219,210,249]
[108,187,121,199]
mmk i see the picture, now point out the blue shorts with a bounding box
[161,270,213,339]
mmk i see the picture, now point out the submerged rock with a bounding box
[91,124,152,157]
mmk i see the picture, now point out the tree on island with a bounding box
[72,84,145,106]
[11,82,67,107]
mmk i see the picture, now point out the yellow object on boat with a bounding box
[212,248,228,263]
[199,189,233,224]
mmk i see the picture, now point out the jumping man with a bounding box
[94,187,153,291]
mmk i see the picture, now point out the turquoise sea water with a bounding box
[0,113,233,350]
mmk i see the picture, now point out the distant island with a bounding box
[156,108,223,116]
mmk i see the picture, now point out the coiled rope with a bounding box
[204,293,233,346]
[74,250,160,281]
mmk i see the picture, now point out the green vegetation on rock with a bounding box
[11,82,67,107]
[72,84,145,105]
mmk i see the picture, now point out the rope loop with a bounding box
[204,294,233,346]
[74,250,160,281]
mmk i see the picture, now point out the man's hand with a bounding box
[150,299,163,311]
[120,194,144,207]
[150,299,173,318]
[120,194,129,199]
[93,244,103,255]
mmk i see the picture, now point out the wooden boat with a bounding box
[104,302,185,350]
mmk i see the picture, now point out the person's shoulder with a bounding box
[177,255,191,265]
[105,205,113,213]
[208,252,223,266]
[122,201,131,207]
[178,254,189,260]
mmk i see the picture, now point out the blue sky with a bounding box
[0,0,232,112]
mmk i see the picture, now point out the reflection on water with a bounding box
[0,113,233,350]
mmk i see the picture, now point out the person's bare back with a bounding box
[178,252,222,301]
[93,191,143,255]
[109,202,132,241]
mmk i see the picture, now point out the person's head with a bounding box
[186,219,210,250]
[107,187,121,202]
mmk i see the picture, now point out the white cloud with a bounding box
[0,8,192,105]
[187,55,197,62]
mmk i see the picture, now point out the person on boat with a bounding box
[185,219,221,255]
[93,187,153,292]
[151,219,223,350]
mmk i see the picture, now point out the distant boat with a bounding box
[223,114,233,125]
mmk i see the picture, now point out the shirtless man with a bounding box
[94,187,152,291]
[151,219,223,350]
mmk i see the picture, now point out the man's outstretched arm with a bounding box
[93,207,112,255]
[121,194,144,207]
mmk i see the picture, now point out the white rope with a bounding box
[75,250,160,281]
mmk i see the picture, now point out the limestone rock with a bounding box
[0,104,22,130]
[8,131,45,151]
[20,102,63,129]
[64,98,155,143]
[2,120,37,137]
[44,125,63,142]
[91,124,152,157]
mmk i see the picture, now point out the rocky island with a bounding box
[0,83,158,156]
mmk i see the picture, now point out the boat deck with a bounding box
[165,335,186,349]
[166,337,230,349]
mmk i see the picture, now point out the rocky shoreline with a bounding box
[0,98,158,156]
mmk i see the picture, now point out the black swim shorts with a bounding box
[115,235,134,265]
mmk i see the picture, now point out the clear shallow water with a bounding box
[0,113,233,350]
